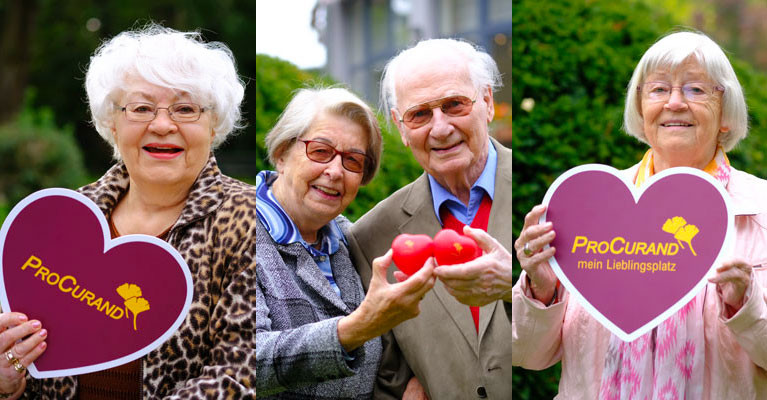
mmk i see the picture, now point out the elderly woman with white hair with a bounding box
[513,30,767,398]
[256,87,435,398]
[0,24,256,398]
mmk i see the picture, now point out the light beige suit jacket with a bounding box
[348,139,513,399]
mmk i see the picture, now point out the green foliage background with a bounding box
[0,96,89,221]
[4,0,259,175]
[0,0,260,218]
[255,54,423,222]
[511,0,767,397]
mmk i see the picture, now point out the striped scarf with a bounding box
[599,147,730,400]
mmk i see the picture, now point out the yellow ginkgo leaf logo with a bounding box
[661,216,699,256]
[116,283,150,331]
[662,216,687,235]
[675,225,699,256]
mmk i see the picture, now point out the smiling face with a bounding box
[640,58,726,171]
[392,55,494,189]
[113,76,214,190]
[271,112,368,241]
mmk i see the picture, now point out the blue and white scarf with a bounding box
[256,170,345,296]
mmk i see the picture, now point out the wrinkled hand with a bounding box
[708,258,752,317]
[338,250,436,352]
[402,375,429,400]
[0,312,47,397]
[432,226,515,306]
[513,205,557,304]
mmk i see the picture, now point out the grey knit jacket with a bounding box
[256,216,382,399]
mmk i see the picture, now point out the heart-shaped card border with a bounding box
[539,164,735,342]
[0,188,193,378]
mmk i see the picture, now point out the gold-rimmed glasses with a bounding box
[121,102,206,122]
[398,93,478,129]
[638,82,724,103]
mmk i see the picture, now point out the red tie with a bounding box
[439,194,492,333]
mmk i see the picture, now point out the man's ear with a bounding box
[391,109,410,147]
[399,129,410,148]
[484,87,495,123]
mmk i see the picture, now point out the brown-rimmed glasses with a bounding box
[299,139,370,173]
[398,93,477,129]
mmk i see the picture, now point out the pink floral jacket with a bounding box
[512,166,767,399]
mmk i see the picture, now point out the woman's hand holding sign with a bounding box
[709,259,753,318]
[0,312,47,398]
[514,205,558,305]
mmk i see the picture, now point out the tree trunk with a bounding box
[0,0,39,125]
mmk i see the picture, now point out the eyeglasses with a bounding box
[299,139,370,174]
[398,93,477,129]
[121,102,206,122]
[638,82,724,103]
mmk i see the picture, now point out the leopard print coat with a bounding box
[21,155,257,399]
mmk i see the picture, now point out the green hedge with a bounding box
[0,102,89,214]
[255,54,422,222]
[511,0,767,397]
[255,54,320,174]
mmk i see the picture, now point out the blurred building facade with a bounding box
[313,0,512,143]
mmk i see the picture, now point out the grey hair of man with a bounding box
[85,23,245,159]
[265,87,383,185]
[623,30,748,151]
[379,38,502,120]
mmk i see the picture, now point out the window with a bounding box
[489,0,513,24]
[440,0,479,35]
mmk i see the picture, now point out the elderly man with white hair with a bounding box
[348,38,515,399]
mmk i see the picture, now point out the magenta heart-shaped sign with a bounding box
[541,165,734,342]
[0,188,193,378]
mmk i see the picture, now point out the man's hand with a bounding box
[433,226,515,306]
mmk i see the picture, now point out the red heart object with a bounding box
[0,188,193,378]
[391,234,434,276]
[433,229,480,266]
